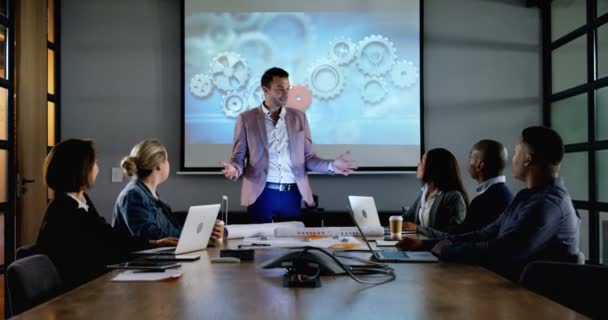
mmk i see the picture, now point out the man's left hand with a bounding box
[331,150,358,175]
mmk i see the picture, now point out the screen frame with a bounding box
[179,0,424,173]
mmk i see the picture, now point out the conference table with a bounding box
[14,238,586,319]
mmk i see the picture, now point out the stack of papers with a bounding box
[225,221,305,239]
[240,236,363,249]
[111,270,183,282]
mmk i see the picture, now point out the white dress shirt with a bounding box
[67,193,89,212]
[262,106,296,184]
[418,184,441,227]
[475,175,506,195]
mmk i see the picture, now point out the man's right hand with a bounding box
[395,236,423,251]
[220,161,238,180]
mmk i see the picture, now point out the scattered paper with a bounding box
[225,221,305,239]
[111,270,183,282]
[240,236,362,249]
[376,240,399,247]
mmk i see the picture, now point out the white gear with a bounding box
[210,52,250,92]
[222,92,248,118]
[361,77,388,105]
[328,37,357,65]
[356,35,397,76]
[189,74,214,98]
[306,59,346,100]
[391,60,419,88]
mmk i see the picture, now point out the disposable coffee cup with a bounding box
[389,216,403,240]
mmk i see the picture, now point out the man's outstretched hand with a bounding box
[331,151,358,175]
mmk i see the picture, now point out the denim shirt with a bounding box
[112,179,181,239]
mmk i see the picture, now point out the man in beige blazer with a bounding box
[221,67,357,223]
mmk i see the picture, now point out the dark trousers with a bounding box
[247,186,302,223]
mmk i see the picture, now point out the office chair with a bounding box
[16,243,39,259]
[6,254,63,316]
[519,260,608,319]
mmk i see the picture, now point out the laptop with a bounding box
[347,206,438,263]
[348,196,381,228]
[134,204,221,255]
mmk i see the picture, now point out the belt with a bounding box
[265,182,297,192]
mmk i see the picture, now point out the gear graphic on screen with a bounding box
[328,37,357,66]
[234,32,274,67]
[391,60,419,88]
[186,13,236,52]
[287,84,313,112]
[246,74,264,110]
[227,12,263,31]
[306,59,346,100]
[189,74,214,98]
[356,35,397,76]
[260,13,312,67]
[210,52,250,92]
[222,92,248,118]
[361,77,388,105]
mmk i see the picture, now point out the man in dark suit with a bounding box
[455,139,513,233]
[221,67,357,223]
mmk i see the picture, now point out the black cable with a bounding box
[289,246,396,285]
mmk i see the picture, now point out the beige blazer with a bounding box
[229,106,332,206]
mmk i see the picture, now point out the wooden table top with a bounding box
[14,239,587,320]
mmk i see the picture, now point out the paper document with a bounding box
[111,270,183,282]
[274,226,384,237]
[225,221,304,239]
[240,236,363,249]
[375,240,399,247]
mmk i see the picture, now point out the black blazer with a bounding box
[36,193,149,290]
[402,190,467,238]
[452,182,513,234]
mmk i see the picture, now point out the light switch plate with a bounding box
[111,167,123,183]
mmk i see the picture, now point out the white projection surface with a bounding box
[183,0,421,171]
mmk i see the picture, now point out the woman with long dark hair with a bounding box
[36,139,178,290]
[401,148,468,237]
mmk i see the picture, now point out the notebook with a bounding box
[348,196,382,227]
[134,204,220,255]
[347,206,438,263]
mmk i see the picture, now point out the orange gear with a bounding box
[287,84,313,111]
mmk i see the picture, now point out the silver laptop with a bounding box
[348,196,381,228]
[134,204,220,255]
[347,206,438,263]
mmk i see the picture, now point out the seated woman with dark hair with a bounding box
[402,148,469,237]
[36,139,177,290]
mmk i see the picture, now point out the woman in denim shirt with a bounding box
[112,139,182,239]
